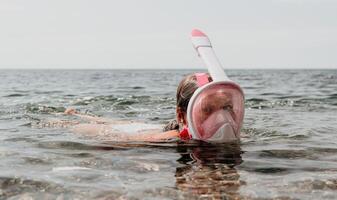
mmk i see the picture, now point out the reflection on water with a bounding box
[175,142,243,199]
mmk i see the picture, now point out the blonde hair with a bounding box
[176,74,199,112]
[163,73,212,131]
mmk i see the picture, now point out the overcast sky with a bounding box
[0,0,336,69]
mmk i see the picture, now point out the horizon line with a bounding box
[0,67,336,70]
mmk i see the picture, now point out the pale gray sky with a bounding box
[0,0,336,69]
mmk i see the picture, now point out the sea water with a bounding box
[0,69,336,199]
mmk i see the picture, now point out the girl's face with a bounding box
[197,89,234,123]
[180,82,245,140]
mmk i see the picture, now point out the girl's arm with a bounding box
[65,108,181,142]
[131,130,180,141]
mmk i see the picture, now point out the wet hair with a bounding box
[163,73,212,132]
[176,74,199,112]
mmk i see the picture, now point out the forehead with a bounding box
[197,87,233,103]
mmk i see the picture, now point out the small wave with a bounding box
[23,156,52,165]
[245,98,273,109]
[71,95,174,116]
[253,167,289,174]
[37,140,126,151]
[242,128,310,141]
[114,98,138,105]
[260,92,284,96]
[3,93,27,97]
[276,95,303,99]
[132,86,145,89]
[72,95,118,105]
[243,128,283,138]
[284,178,337,192]
[246,98,268,103]
[258,149,310,159]
[118,86,145,90]
[0,176,72,199]
[244,97,337,110]
[308,147,337,154]
[25,104,66,114]
[4,137,39,143]
[296,97,337,108]
[34,90,63,94]
[63,152,94,158]
[327,93,337,100]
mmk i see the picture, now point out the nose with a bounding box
[200,109,237,140]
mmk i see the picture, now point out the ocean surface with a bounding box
[0,69,336,199]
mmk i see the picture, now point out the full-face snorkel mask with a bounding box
[182,29,245,143]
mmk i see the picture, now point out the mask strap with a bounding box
[195,73,209,87]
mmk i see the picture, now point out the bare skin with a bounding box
[64,108,180,142]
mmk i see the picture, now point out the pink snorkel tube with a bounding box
[183,29,245,143]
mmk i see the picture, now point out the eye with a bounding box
[222,104,233,111]
[202,107,212,114]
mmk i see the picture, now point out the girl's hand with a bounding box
[64,108,78,115]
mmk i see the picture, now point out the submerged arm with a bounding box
[71,123,180,142]
[130,130,180,142]
[65,108,181,142]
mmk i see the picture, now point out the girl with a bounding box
[61,72,243,143]
[58,73,211,142]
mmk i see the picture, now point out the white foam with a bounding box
[52,166,92,172]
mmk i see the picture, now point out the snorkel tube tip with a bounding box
[191,29,207,37]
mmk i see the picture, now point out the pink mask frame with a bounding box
[186,76,245,142]
[179,29,245,143]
